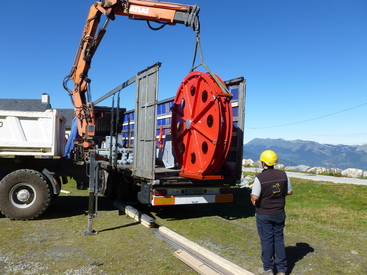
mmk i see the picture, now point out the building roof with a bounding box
[0,98,51,112]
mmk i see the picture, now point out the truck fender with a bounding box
[42,168,61,196]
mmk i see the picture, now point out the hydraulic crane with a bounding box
[0,0,245,224]
[63,0,200,149]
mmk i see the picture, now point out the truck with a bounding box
[0,0,246,223]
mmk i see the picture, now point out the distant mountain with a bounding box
[244,138,367,170]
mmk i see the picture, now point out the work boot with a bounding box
[258,268,274,275]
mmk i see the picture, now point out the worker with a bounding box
[251,150,293,275]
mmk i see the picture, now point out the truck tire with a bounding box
[0,169,51,220]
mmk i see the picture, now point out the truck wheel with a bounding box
[0,169,51,220]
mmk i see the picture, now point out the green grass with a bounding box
[285,180,367,267]
[152,177,367,274]
[0,177,366,274]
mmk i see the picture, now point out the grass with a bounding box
[0,183,194,275]
[151,176,367,274]
[0,175,366,274]
[285,180,367,265]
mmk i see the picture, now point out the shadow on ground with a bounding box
[286,242,315,274]
[39,195,116,220]
[1,187,254,222]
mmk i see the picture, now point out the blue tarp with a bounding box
[63,117,78,158]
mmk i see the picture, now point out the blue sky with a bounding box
[1,1,366,145]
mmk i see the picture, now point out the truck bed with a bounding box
[99,160,232,187]
[0,109,66,156]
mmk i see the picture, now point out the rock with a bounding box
[295,165,310,172]
[327,168,342,175]
[275,164,285,170]
[254,160,262,168]
[308,167,342,175]
[285,165,310,172]
[242,159,254,166]
[341,168,364,178]
[308,167,327,174]
[241,158,366,179]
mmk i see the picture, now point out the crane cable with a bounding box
[190,34,231,96]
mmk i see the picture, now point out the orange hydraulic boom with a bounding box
[63,0,200,148]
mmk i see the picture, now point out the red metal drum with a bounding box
[171,71,233,178]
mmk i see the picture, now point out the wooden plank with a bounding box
[159,226,254,275]
[113,201,155,228]
[173,249,220,275]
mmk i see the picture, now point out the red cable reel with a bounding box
[171,71,233,179]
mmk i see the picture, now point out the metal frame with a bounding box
[132,64,161,179]
[225,77,246,180]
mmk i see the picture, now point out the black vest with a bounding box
[255,168,289,215]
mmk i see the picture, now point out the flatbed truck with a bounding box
[0,63,245,220]
[0,0,246,221]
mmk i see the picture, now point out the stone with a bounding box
[341,168,364,178]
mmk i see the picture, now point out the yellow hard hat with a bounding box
[260,150,278,166]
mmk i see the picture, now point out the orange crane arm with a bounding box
[63,0,200,148]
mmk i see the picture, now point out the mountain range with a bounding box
[243,138,367,170]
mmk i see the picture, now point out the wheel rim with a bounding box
[171,71,233,176]
[9,183,37,209]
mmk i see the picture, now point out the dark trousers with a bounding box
[256,214,287,273]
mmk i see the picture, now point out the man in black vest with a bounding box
[251,150,293,275]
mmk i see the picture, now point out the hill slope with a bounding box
[244,138,367,170]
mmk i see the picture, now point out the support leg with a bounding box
[84,151,99,235]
